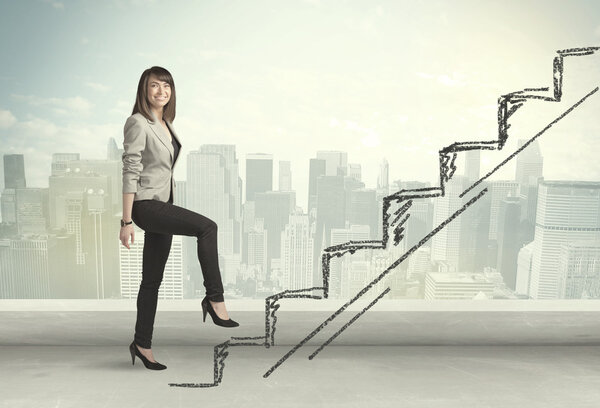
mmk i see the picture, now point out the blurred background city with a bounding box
[1,0,599,302]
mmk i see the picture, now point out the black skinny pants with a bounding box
[131,193,224,349]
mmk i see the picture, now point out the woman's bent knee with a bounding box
[197,218,217,237]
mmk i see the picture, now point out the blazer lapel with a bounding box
[147,112,174,162]
[165,120,181,168]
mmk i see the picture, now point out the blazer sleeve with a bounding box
[122,116,146,193]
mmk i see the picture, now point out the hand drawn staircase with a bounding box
[168,46,600,387]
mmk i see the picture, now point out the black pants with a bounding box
[131,192,224,348]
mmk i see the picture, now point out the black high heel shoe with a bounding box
[129,341,167,370]
[201,296,239,327]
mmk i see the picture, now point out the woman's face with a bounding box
[146,74,171,113]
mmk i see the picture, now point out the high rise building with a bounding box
[201,145,242,254]
[3,154,26,189]
[330,224,370,298]
[529,181,600,299]
[186,151,234,296]
[314,175,345,285]
[14,188,48,236]
[431,175,469,270]
[347,163,361,182]
[515,139,543,188]
[0,235,50,298]
[464,149,480,183]
[254,191,296,278]
[308,158,326,215]
[120,224,184,299]
[346,188,378,240]
[516,242,534,297]
[279,160,292,191]
[107,137,123,161]
[246,153,273,201]
[557,240,600,299]
[377,157,389,194]
[496,197,522,290]
[316,151,347,177]
[488,181,519,241]
[51,153,80,177]
[281,213,313,290]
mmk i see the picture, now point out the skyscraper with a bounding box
[308,158,326,215]
[377,157,389,194]
[496,196,522,290]
[557,240,600,299]
[3,154,26,189]
[515,139,543,188]
[281,213,313,290]
[464,149,480,183]
[314,175,345,285]
[278,160,292,191]
[316,151,347,177]
[246,153,273,201]
[254,191,296,278]
[529,181,600,299]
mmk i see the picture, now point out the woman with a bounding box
[119,66,239,371]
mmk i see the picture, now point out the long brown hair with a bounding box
[131,66,176,123]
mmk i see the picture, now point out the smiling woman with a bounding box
[119,66,240,371]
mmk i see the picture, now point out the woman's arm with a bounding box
[120,116,146,249]
[122,192,135,222]
[122,116,146,194]
[120,192,135,249]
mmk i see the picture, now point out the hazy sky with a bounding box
[1,0,600,210]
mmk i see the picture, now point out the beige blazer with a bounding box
[122,111,182,202]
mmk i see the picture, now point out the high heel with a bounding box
[129,341,167,370]
[201,296,239,327]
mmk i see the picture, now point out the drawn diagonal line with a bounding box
[308,287,391,360]
[263,187,488,378]
[460,86,598,199]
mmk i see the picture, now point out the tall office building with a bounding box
[0,235,50,298]
[246,153,273,201]
[48,162,112,229]
[107,137,123,161]
[120,224,184,299]
[308,158,326,215]
[464,149,480,183]
[314,175,346,285]
[186,151,235,296]
[1,189,16,224]
[346,188,378,240]
[515,139,543,188]
[201,145,242,254]
[51,153,80,177]
[254,191,296,277]
[557,240,600,299]
[247,227,268,274]
[15,188,48,236]
[496,197,522,290]
[407,247,432,280]
[3,154,26,189]
[529,181,600,299]
[377,158,389,195]
[279,160,292,191]
[281,213,313,290]
[316,151,347,177]
[516,242,534,297]
[488,181,519,241]
[174,180,186,207]
[347,163,361,182]
[330,224,370,298]
[431,175,469,271]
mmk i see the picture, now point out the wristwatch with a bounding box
[121,219,133,227]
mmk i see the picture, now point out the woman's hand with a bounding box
[120,225,135,249]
